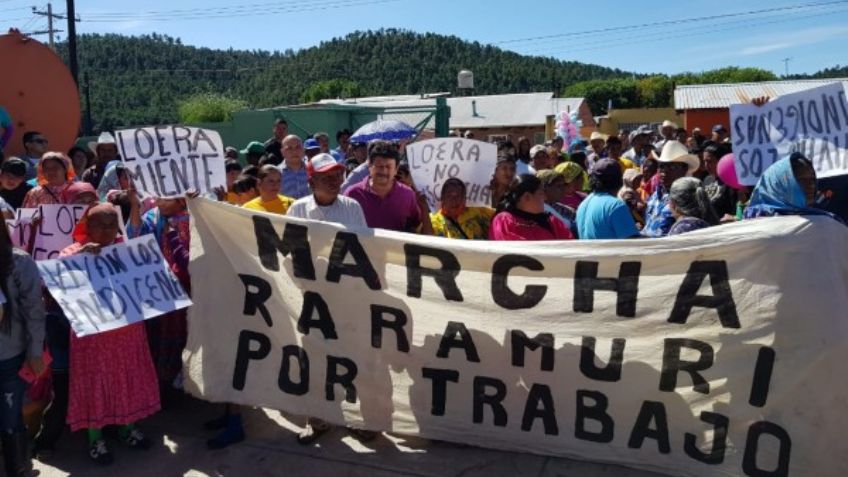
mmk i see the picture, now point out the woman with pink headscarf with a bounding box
[60,204,160,466]
[22,152,76,208]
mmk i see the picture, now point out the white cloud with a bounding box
[111,20,148,32]
[730,24,848,57]
[738,42,794,56]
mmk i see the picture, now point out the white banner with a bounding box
[184,199,848,477]
[406,138,497,211]
[116,125,226,198]
[730,82,848,185]
[5,204,87,260]
[37,235,192,337]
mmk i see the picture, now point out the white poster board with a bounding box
[406,138,497,211]
[37,234,192,337]
[116,125,226,198]
[5,204,88,260]
[730,82,848,185]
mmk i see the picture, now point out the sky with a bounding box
[1,0,847,76]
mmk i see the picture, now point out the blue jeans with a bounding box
[0,353,26,434]
[45,312,70,371]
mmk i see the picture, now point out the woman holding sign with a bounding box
[127,190,193,397]
[61,204,159,465]
[0,223,46,475]
[22,152,75,208]
[489,174,573,241]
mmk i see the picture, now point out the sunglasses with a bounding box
[658,162,687,170]
[32,138,48,145]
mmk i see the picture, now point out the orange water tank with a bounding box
[0,29,81,158]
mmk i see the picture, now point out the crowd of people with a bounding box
[0,102,843,474]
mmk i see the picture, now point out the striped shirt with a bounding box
[279,159,311,199]
[0,196,12,216]
[286,195,367,228]
[341,162,369,194]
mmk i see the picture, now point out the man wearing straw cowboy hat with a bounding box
[642,141,700,237]
[654,120,678,151]
[82,132,119,189]
[623,125,652,166]
[586,131,608,166]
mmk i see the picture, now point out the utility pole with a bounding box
[32,3,64,49]
[66,0,79,86]
[782,58,792,77]
[83,72,93,135]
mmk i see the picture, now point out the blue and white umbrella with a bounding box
[349,119,417,143]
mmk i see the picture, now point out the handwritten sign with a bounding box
[406,138,497,211]
[731,82,848,185]
[116,125,226,198]
[5,204,88,260]
[36,235,192,337]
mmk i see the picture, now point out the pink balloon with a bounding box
[717,153,743,190]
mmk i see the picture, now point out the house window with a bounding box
[488,134,509,143]
[533,132,546,145]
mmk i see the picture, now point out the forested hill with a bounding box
[54,30,632,131]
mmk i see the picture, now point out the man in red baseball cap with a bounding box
[287,153,367,226]
[286,153,369,444]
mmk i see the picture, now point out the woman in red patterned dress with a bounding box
[60,204,160,465]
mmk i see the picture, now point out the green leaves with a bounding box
[178,93,247,124]
[300,80,363,104]
[563,67,779,113]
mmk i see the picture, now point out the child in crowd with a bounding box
[619,169,646,227]
[0,158,34,210]
[224,160,243,205]
[231,175,259,206]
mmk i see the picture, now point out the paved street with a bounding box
[32,395,669,477]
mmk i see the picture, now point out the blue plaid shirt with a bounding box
[279,159,310,199]
[642,185,675,237]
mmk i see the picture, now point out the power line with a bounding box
[66,4,848,77]
[519,6,848,57]
[80,0,404,22]
[19,14,39,30]
[509,2,844,50]
[494,0,848,45]
[82,0,372,17]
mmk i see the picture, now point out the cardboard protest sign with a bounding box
[406,138,497,211]
[5,208,36,250]
[730,82,848,185]
[185,198,848,477]
[116,125,226,198]
[37,235,192,337]
[5,204,87,260]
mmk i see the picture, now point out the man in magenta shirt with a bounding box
[344,141,423,232]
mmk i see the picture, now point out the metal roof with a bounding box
[318,92,586,129]
[448,93,584,128]
[674,78,848,110]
